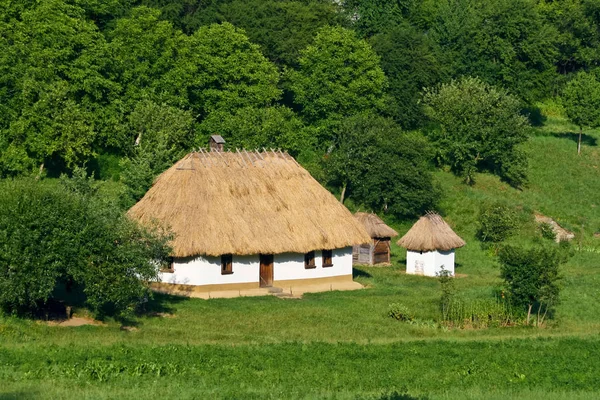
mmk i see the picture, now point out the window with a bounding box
[221,254,233,275]
[322,250,333,268]
[160,257,175,273]
[304,251,316,269]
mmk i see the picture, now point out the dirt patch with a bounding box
[534,213,575,242]
[120,325,138,332]
[149,312,175,318]
[45,317,104,327]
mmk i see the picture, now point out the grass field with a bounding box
[1,115,599,399]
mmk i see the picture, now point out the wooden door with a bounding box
[259,254,274,287]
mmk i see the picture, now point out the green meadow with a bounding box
[1,116,600,399]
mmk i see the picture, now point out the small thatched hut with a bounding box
[128,149,370,295]
[397,212,465,277]
[353,212,398,265]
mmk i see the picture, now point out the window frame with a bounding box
[221,254,233,275]
[160,257,175,273]
[304,251,316,269]
[322,249,333,268]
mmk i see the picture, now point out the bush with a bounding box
[0,177,171,318]
[498,245,565,326]
[477,203,518,242]
[387,304,415,322]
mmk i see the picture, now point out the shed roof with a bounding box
[354,212,398,238]
[128,150,371,257]
[397,212,465,252]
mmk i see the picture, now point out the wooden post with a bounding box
[578,126,582,155]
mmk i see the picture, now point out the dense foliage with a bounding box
[1,0,597,185]
[423,77,530,186]
[0,175,171,317]
[324,114,439,218]
[477,203,519,243]
[562,71,600,154]
[498,245,564,325]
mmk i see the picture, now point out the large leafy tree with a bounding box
[288,26,387,145]
[537,0,600,75]
[325,114,439,218]
[0,176,171,317]
[562,71,600,155]
[0,0,116,176]
[430,0,559,103]
[218,0,342,67]
[370,22,443,129]
[162,22,282,123]
[423,76,530,187]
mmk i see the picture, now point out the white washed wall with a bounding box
[406,250,455,277]
[274,247,353,282]
[159,247,354,286]
[159,255,258,286]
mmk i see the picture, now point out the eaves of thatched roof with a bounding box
[354,212,398,239]
[128,150,371,257]
[397,212,465,252]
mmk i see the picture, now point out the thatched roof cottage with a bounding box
[353,212,398,265]
[397,212,465,277]
[128,149,370,296]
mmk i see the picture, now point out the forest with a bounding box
[2,0,600,212]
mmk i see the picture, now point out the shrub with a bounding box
[0,177,171,318]
[387,303,415,322]
[498,245,565,326]
[477,203,518,242]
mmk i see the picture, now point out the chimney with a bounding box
[209,135,225,152]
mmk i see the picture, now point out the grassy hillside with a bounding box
[1,115,599,399]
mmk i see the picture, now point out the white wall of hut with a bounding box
[406,250,455,277]
[158,247,353,287]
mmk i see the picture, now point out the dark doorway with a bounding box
[259,254,274,287]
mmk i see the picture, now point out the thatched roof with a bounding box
[354,212,398,238]
[397,212,465,252]
[128,150,371,257]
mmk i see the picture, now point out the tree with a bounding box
[562,71,600,155]
[423,76,530,187]
[105,6,187,150]
[0,176,171,317]
[537,0,600,75]
[498,245,564,326]
[162,22,281,116]
[325,114,439,218]
[120,100,195,205]
[287,26,387,145]
[218,0,342,67]
[197,106,313,156]
[370,22,443,129]
[429,0,559,103]
[0,0,116,176]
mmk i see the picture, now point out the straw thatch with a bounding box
[397,212,465,252]
[354,212,398,238]
[128,150,371,257]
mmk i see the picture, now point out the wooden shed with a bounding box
[353,212,398,265]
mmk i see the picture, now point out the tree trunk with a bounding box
[526,304,533,325]
[339,182,347,204]
[36,163,44,180]
[578,127,582,155]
